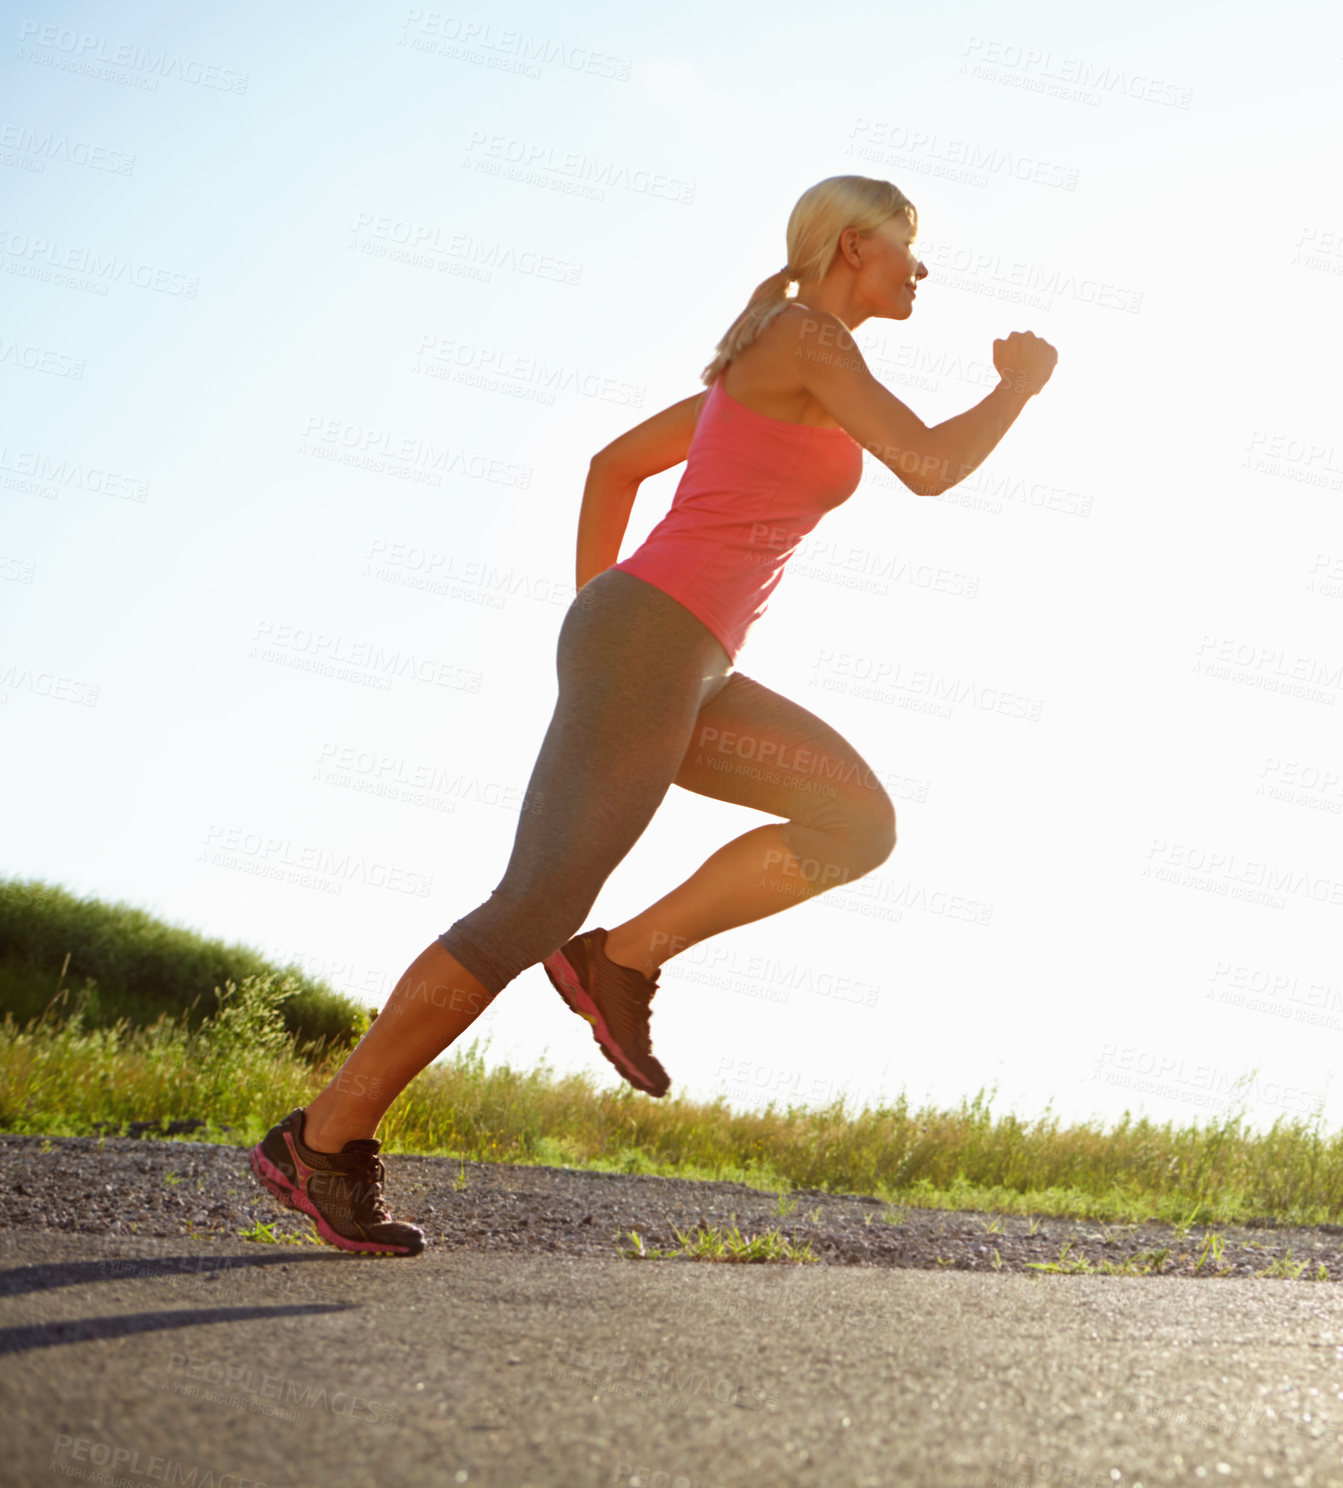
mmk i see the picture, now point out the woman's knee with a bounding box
[447,884,595,987]
[853,791,898,874]
[787,788,897,883]
[832,789,897,879]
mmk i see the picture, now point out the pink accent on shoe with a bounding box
[282,1129,317,1185]
[248,1143,407,1257]
[545,948,658,1094]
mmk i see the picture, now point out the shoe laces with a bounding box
[343,1150,391,1224]
[614,972,657,1054]
[603,943,658,1002]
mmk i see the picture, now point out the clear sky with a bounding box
[4,0,1341,1135]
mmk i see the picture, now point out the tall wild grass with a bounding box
[4,978,1343,1228]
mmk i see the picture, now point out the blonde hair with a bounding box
[699,175,917,386]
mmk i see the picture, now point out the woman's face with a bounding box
[860,212,927,320]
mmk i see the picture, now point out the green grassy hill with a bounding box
[0,877,371,1054]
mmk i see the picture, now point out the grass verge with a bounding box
[619,1222,818,1263]
[5,988,1343,1230]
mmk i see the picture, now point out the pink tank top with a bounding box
[614,370,863,662]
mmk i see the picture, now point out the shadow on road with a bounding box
[0,1249,343,1299]
[0,1301,356,1355]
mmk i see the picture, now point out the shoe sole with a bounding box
[247,1144,418,1256]
[542,949,662,1095]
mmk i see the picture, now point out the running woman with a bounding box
[250,175,1058,1255]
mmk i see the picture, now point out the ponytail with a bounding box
[699,266,796,386]
[698,175,917,387]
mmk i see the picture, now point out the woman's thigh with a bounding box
[495,571,732,897]
[438,572,735,990]
[672,671,897,880]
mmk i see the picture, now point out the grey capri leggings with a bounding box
[437,568,897,995]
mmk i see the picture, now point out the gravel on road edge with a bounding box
[4,1133,1343,1279]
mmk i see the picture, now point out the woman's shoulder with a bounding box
[754,300,852,357]
[725,303,853,428]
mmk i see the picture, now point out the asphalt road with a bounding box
[5,1228,1343,1488]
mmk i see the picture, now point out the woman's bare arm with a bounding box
[590,390,707,480]
[575,462,640,592]
[791,311,1056,496]
[575,390,708,590]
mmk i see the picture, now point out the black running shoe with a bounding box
[248,1108,426,1256]
[542,927,670,1097]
